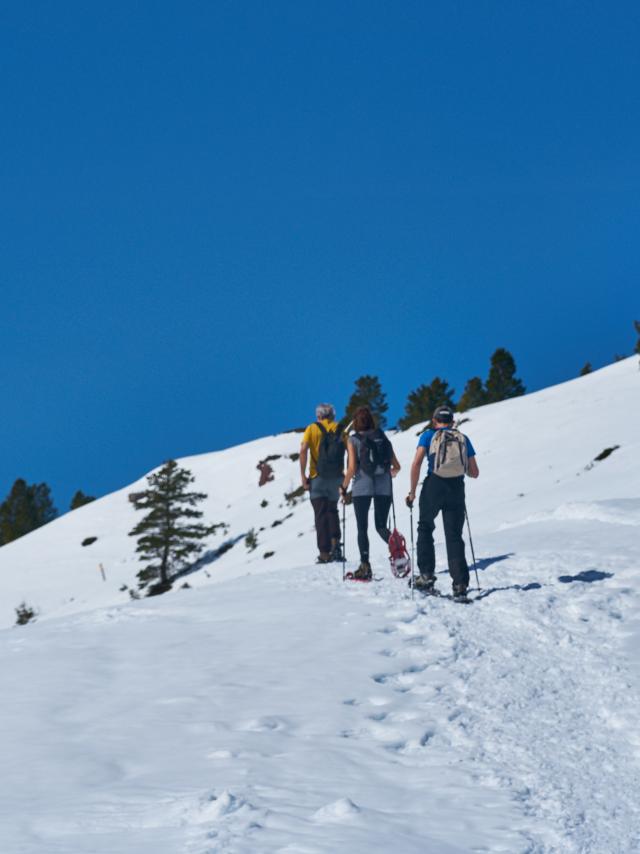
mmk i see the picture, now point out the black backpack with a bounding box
[358,428,393,476]
[315,422,346,478]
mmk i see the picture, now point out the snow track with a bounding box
[2,529,639,853]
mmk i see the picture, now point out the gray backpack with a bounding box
[430,429,468,478]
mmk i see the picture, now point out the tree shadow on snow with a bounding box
[557,570,614,584]
[174,535,246,581]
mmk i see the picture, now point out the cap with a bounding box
[432,406,454,424]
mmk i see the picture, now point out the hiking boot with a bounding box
[353,561,372,581]
[413,573,436,592]
[452,583,469,600]
[316,552,332,564]
[330,539,343,562]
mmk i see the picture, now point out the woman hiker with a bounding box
[340,406,401,580]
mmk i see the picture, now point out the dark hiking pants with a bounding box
[417,475,469,587]
[310,476,341,554]
[352,495,392,562]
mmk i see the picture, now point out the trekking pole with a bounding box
[409,502,415,601]
[390,483,397,530]
[465,507,480,591]
[341,499,346,582]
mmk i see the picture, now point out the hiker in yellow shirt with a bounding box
[300,403,346,563]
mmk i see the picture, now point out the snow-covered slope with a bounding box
[1,357,639,852]
[1,357,638,629]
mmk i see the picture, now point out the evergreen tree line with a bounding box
[343,347,526,432]
[0,485,95,546]
[344,320,640,431]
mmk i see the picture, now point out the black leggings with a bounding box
[352,495,392,562]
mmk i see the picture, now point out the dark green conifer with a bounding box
[398,377,456,430]
[0,479,57,545]
[485,348,526,403]
[344,375,388,428]
[457,377,488,412]
[70,490,96,511]
[580,362,592,376]
[128,460,216,593]
[634,320,640,355]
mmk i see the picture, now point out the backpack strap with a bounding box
[351,432,363,466]
[308,421,326,465]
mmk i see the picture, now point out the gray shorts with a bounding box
[351,471,392,498]
[310,475,341,502]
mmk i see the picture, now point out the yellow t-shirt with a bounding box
[302,419,342,478]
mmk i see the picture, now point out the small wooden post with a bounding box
[99,563,106,582]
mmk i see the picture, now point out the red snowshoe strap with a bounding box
[388,528,408,560]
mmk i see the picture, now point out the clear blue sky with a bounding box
[1,1,638,511]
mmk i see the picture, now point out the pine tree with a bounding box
[457,377,488,412]
[70,490,96,511]
[344,375,388,428]
[398,377,456,430]
[580,362,592,376]
[128,460,216,594]
[0,479,57,546]
[634,320,640,355]
[485,348,526,403]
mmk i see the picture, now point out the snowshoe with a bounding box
[452,584,471,604]
[345,561,373,582]
[388,529,411,578]
[330,541,344,563]
[411,574,438,595]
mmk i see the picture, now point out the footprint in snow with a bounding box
[184,789,265,852]
[371,663,428,689]
[189,789,244,823]
[237,715,291,733]
[367,711,388,721]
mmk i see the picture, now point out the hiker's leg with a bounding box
[352,496,372,561]
[442,481,469,587]
[310,497,331,555]
[373,494,392,543]
[417,477,443,577]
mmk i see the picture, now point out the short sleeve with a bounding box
[418,430,434,450]
[302,424,315,445]
[465,436,476,457]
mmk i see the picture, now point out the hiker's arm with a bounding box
[299,442,310,489]
[407,446,426,502]
[390,451,401,477]
[467,456,479,478]
[341,442,357,493]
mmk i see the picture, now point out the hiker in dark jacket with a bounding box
[340,407,400,580]
[300,403,346,563]
[406,405,479,598]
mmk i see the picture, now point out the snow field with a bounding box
[2,516,639,852]
[0,356,639,851]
